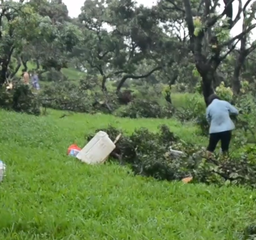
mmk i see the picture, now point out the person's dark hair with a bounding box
[207,94,220,105]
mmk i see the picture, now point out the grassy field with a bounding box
[0,109,256,239]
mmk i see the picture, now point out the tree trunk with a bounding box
[232,52,245,95]
[10,58,21,78]
[0,60,8,85]
[101,75,108,92]
[165,93,172,104]
[232,73,241,95]
[36,59,40,70]
[202,73,214,106]
[212,72,224,88]
[195,61,215,106]
[21,57,28,71]
[0,45,15,85]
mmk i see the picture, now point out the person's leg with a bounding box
[207,133,220,154]
[220,131,232,153]
[36,82,40,90]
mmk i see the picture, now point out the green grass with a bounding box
[0,109,255,239]
[61,68,86,81]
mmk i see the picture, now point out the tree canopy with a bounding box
[0,0,255,105]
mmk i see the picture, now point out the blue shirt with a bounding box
[32,74,39,84]
[206,99,239,134]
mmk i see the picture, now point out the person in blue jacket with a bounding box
[31,71,40,90]
[206,94,239,155]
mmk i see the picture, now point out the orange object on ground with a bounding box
[67,144,81,155]
[182,177,193,183]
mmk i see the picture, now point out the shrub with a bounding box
[174,83,187,92]
[87,125,178,167]
[79,75,100,90]
[243,224,256,240]
[115,98,173,118]
[0,83,41,115]
[40,81,120,113]
[39,81,93,112]
[215,81,233,102]
[117,90,133,105]
[174,93,205,123]
[232,93,256,145]
[92,92,120,114]
[87,125,256,188]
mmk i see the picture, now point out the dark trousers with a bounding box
[207,131,232,153]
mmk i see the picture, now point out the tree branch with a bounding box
[219,39,240,61]
[116,66,162,93]
[231,0,242,28]
[246,44,256,55]
[10,57,21,78]
[7,45,15,68]
[221,23,256,48]
[182,0,194,39]
[206,0,235,29]
[212,0,220,13]
[232,0,252,29]
[98,51,109,60]
[165,0,185,13]
[204,0,211,17]
[242,0,253,12]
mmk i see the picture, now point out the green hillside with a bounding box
[0,109,255,239]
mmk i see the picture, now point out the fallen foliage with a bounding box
[87,125,256,187]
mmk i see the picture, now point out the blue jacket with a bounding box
[206,99,239,134]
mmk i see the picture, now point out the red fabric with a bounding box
[67,144,81,155]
